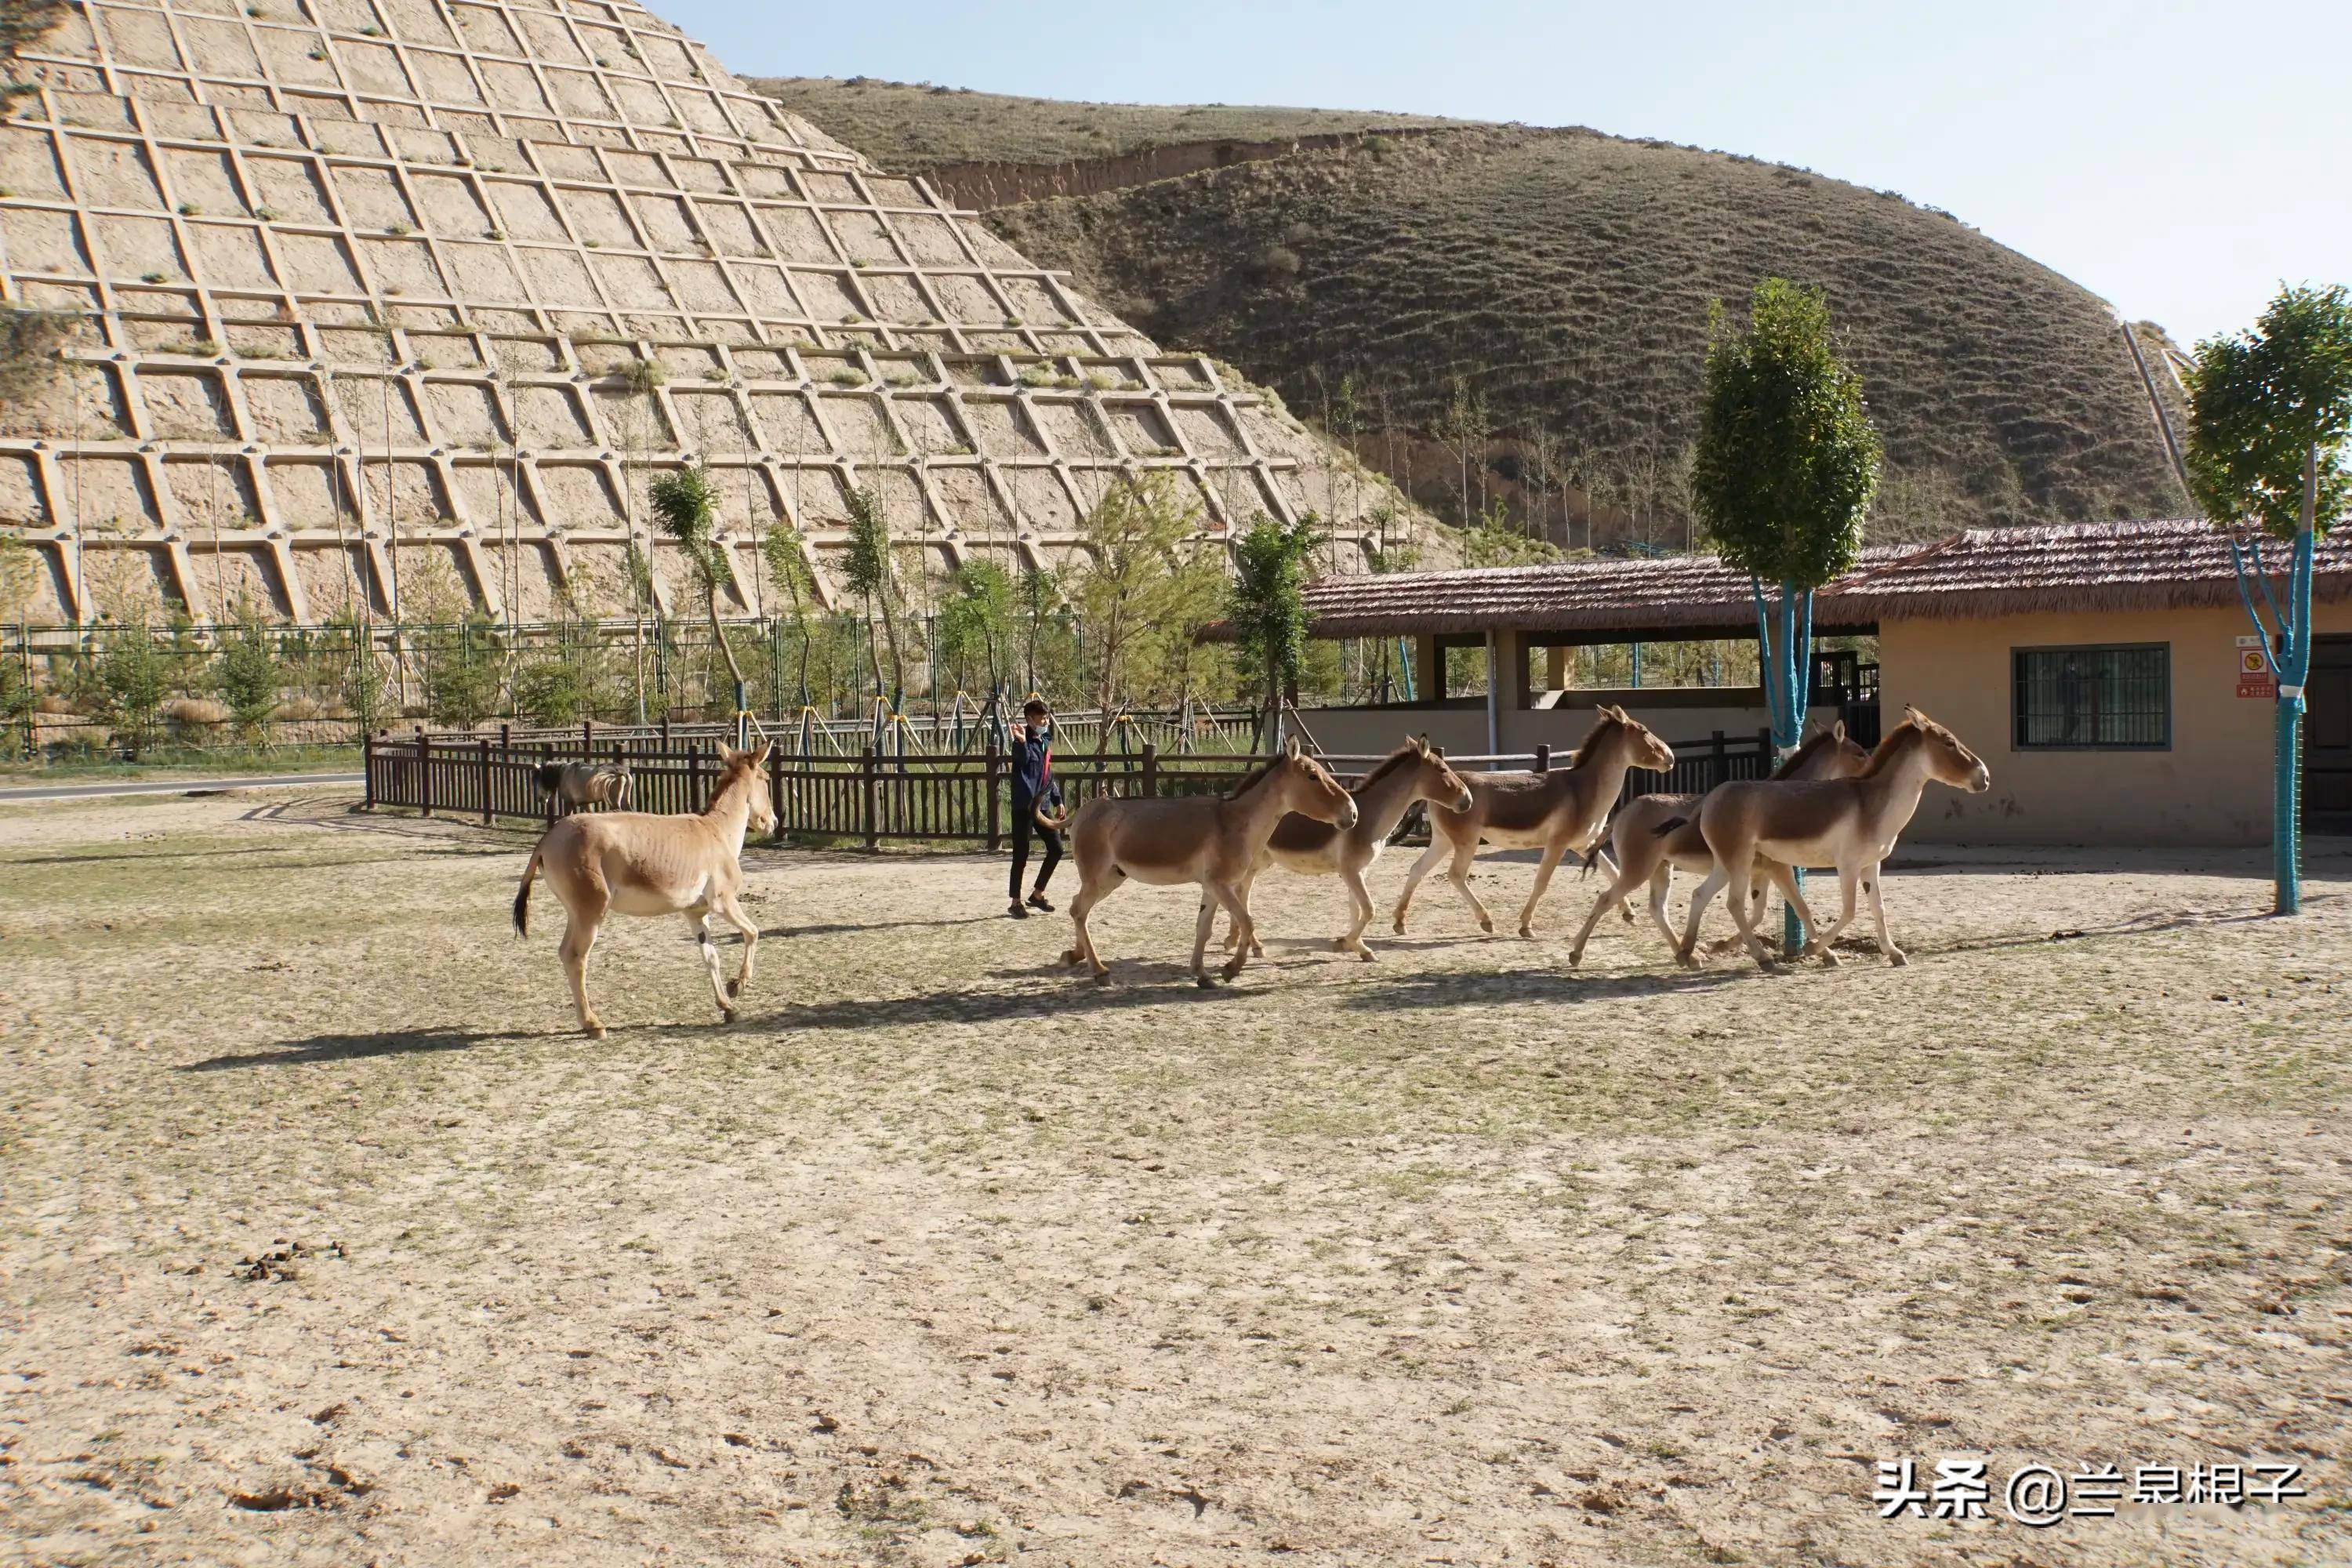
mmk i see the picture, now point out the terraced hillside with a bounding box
[762,80,2190,547]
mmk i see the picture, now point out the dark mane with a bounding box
[1856,720,1926,779]
[1770,726,1839,780]
[1223,755,1284,800]
[1349,744,1424,793]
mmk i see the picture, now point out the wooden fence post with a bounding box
[1711,730,1728,787]
[1141,741,1158,798]
[688,744,704,817]
[660,714,671,755]
[416,727,433,818]
[478,735,492,825]
[1534,743,1550,774]
[768,750,784,842]
[862,742,879,851]
[984,735,1001,852]
[582,717,593,757]
[362,729,376,810]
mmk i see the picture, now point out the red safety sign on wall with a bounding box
[2238,637,2276,699]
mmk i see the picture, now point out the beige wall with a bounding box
[1881,601,2352,846]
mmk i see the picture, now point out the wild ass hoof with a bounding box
[584,1022,607,1040]
[1887,950,1909,967]
[725,977,744,1000]
[1196,973,1218,990]
[1062,946,1082,966]
[1391,919,1408,936]
[1219,960,1244,982]
[1092,968,1112,986]
[1814,947,1841,968]
[1478,916,1495,935]
[1517,924,1535,939]
[719,1005,737,1024]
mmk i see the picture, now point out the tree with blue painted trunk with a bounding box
[1693,279,1882,955]
[2185,285,2352,916]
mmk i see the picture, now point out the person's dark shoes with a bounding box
[1026,891,1055,913]
[1007,899,1029,919]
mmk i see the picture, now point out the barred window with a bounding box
[2012,644,2169,750]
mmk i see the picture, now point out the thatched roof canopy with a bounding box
[1222,521,2352,641]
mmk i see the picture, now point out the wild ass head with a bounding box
[1892,707,1990,793]
[713,740,778,833]
[1401,735,1475,815]
[1586,704,1675,774]
[1259,734,1359,830]
[1775,720,1873,782]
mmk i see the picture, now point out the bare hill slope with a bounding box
[760,83,2189,547]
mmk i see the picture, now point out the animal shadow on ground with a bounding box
[784,967,1250,1032]
[1343,964,1748,1012]
[758,914,998,939]
[180,1026,547,1072]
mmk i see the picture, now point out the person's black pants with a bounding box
[1010,807,1062,900]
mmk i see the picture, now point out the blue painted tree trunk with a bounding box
[1752,579,1814,955]
[2231,525,2314,916]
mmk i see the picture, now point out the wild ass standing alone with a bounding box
[1062,735,1358,987]
[1391,706,1675,938]
[1221,736,1475,960]
[535,760,633,813]
[1674,709,1989,969]
[514,742,775,1036]
[1566,721,1871,966]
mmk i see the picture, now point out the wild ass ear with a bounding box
[1904,704,1926,726]
[750,740,772,768]
[1283,733,1303,760]
[1832,720,1846,740]
[1406,734,1428,755]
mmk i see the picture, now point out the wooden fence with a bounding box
[362,721,1780,848]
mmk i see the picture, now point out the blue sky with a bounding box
[663,0,2346,349]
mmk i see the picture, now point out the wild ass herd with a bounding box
[510,710,1990,1033]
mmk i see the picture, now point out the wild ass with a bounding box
[1391,706,1675,938]
[535,760,632,813]
[513,742,775,1036]
[1677,709,1989,969]
[1061,735,1358,988]
[1222,736,1475,960]
[1566,722,1871,967]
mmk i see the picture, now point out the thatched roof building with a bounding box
[1277,521,2352,641]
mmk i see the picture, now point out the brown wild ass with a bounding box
[513,742,775,1036]
[1061,735,1358,987]
[1391,706,1675,938]
[1677,709,1989,969]
[1221,736,1475,960]
[1566,721,1871,967]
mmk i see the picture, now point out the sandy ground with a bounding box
[2,787,2348,1568]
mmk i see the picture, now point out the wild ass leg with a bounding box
[716,888,758,999]
[1338,861,1377,960]
[1567,857,1646,967]
[1064,868,1120,983]
[1214,878,1256,982]
[688,905,735,1022]
[1759,862,1820,958]
[1445,838,1495,934]
[1864,861,1905,966]
[1644,866,1679,951]
[1192,891,1221,989]
[1719,848,1779,969]
[1675,866,1728,966]
[1517,838,1571,938]
[560,906,605,1039]
[1796,866,1860,967]
[1391,839,1450,934]
[1591,844,1635,922]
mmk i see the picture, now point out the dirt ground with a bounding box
[2,787,2347,1568]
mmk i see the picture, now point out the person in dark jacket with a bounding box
[1007,698,1065,918]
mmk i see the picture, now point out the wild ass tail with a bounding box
[513,846,542,937]
[1649,816,1688,837]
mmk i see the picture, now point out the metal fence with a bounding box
[362,722,1782,848]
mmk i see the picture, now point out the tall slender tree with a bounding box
[2185,283,2352,914]
[1229,510,1325,751]
[1693,278,1882,952]
[648,463,750,738]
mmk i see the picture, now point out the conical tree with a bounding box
[1693,278,1882,951]
[2185,284,2352,914]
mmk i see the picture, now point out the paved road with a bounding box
[0,772,363,802]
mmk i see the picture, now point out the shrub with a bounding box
[212,604,281,738]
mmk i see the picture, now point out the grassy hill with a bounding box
[759,85,2189,549]
[752,78,1460,169]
